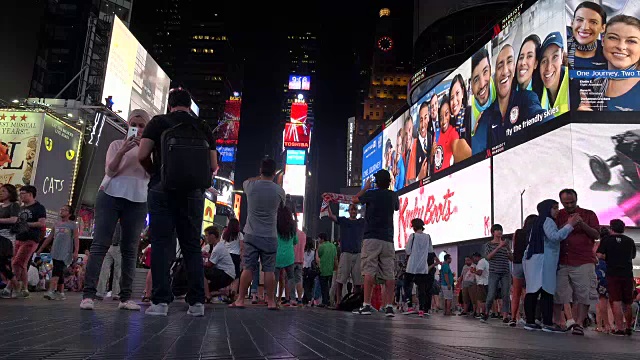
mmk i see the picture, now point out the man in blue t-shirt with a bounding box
[440,254,455,315]
[352,169,400,317]
[327,204,364,305]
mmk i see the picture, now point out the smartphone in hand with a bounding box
[127,126,138,139]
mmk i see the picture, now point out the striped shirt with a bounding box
[484,241,511,274]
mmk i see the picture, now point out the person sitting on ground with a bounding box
[203,226,235,302]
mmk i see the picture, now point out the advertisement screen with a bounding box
[102,17,170,120]
[286,149,306,165]
[288,75,311,90]
[202,198,215,235]
[566,0,640,112]
[216,146,236,163]
[0,111,45,186]
[571,123,640,226]
[33,115,82,226]
[290,101,308,123]
[362,133,383,184]
[217,98,241,145]
[394,159,492,250]
[212,177,234,207]
[284,122,310,149]
[283,164,306,197]
[493,124,574,233]
[367,0,569,194]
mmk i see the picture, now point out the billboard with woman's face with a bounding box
[567,0,640,111]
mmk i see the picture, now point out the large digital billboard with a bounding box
[361,133,382,184]
[283,165,306,197]
[284,122,310,149]
[394,159,492,250]
[0,111,45,186]
[566,0,640,112]
[217,98,241,146]
[493,124,574,233]
[216,146,236,163]
[367,0,569,195]
[102,17,170,120]
[33,115,82,227]
[286,149,306,165]
[288,75,311,90]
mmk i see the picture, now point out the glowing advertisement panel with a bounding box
[393,159,492,250]
[102,17,170,120]
[286,149,306,165]
[216,146,236,163]
[202,198,216,235]
[283,165,306,197]
[361,133,382,184]
[566,0,640,112]
[0,111,45,186]
[571,123,640,226]
[493,124,574,233]
[381,109,411,192]
[217,98,241,145]
[288,75,311,90]
[213,177,234,207]
[284,123,310,149]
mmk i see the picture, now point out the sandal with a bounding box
[572,325,585,336]
[228,303,245,309]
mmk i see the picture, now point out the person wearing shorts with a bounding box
[352,169,399,317]
[597,219,636,336]
[327,204,364,307]
[231,159,285,309]
[554,189,600,335]
[10,186,46,299]
[472,252,489,317]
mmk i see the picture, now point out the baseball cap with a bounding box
[541,31,564,53]
[373,169,391,183]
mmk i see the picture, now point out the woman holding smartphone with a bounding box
[81,109,151,311]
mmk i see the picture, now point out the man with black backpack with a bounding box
[138,87,218,317]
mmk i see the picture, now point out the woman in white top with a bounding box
[403,218,437,317]
[301,240,316,306]
[222,218,243,298]
[81,109,151,311]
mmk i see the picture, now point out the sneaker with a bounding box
[118,300,141,311]
[145,303,169,316]
[517,318,527,326]
[543,324,566,333]
[44,291,56,300]
[565,319,576,329]
[403,307,417,315]
[508,320,517,327]
[474,313,482,319]
[18,290,30,299]
[80,298,95,310]
[480,314,488,323]
[524,323,542,331]
[385,306,395,318]
[187,303,205,317]
[611,330,626,337]
[353,304,373,315]
[0,288,15,299]
[56,292,66,301]
[418,310,425,318]
[502,317,510,324]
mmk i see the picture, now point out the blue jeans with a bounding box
[148,188,205,305]
[486,272,511,315]
[83,191,147,302]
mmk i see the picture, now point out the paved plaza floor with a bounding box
[0,293,638,359]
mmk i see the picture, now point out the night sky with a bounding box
[131,0,412,234]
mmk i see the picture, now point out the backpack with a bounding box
[160,113,212,191]
[337,291,363,312]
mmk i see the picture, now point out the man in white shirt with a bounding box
[471,252,490,318]
[203,227,235,300]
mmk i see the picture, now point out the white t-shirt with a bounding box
[303,250,315,268]
[209,242,236,278]
[475,258,490,285]
[225,232,243,255]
